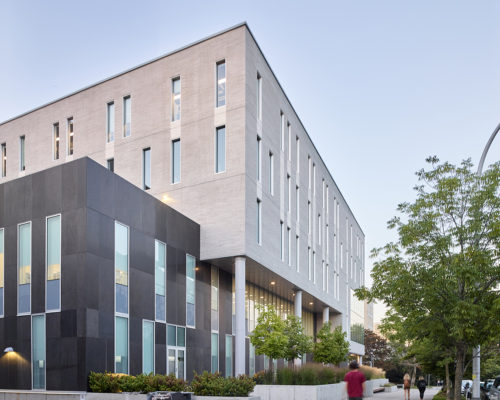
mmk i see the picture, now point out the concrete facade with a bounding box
[0,23,365,388]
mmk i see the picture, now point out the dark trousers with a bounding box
[419,388,426,399]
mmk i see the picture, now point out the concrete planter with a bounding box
[0,393,258,400]
[193,397,260,400]
[384,386,398,392]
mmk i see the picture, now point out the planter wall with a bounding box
[193,397,260,400]
[385,386,398,392]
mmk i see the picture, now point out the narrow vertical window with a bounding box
[172,139,181,184]
[107,102,115,142]
[318,214,321,245]
[115,316,128,373]
[287,175,291,212]
[1,143,6,177]
[123,96,131,137]
[313,251,316,284]
[67,118,74,155]
[32,314,46,389]
[308,246,311,280]
[0,228,3,317]
[186,254,196,328]
[308,156,312,188]
[46,215,61,311]
[326,185,329,215]
[225,335,233,377]
[211,332,219,373]
[53,123,60,160]
[107,158,114,172]
[215,126,226,173]
[287,123,291,161]
[155,240,166,322]
[256,136,261,182]
[143,320,154,374]
[172,77,181,121]
[249,343,255,376]
[211,266,219,331]
[287,227,291,267]
[280,221,284,261]
[322,261,326,291]
[20,136,25,171]
[295,235,299,272]
[115,222,129,315]
[296,185,300,222]
[280,112,285,151]
[296,136,300,172]
[313,163,316,195]
[18,222,31,314]
[308,201,311,234]
[216,61,226,107]
[143,148,151,190]
[256,199,262,245]
[256,73,262,121]
[269,152,274,195]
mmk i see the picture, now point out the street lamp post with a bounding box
[472,122,500,400]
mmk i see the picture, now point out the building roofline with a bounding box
[243,25,366,236]
[0,22,248,126]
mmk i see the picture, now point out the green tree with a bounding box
[357,158,500,400]
[313,322,349,365]
[283,314,313,362]
[249,305,287,375]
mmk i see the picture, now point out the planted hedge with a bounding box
[191,372,256,397]
[88,372,187,393]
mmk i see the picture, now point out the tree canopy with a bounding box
[313,322,350,365]
[357,157,500,400]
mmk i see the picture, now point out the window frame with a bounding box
[53,123,60,161]
[171,77,181,122]
[215,126,226,174]
[1,143,6,177]
[45,214,61,313]
[0,227,4,318]
[171,139,181,184]
[106,101,115,143]
[185,253,196,329]
[143,147,151,190]
[31,313,46,390]
[114,221,130,318]
[142,319,155,375]
[216,60,226,108]
[67,117,74,155]
[19,135,26,172]
[122,96,131,138]
[17,220,32,316]
[155,239,167,323]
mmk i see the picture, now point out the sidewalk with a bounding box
[372,387,440,400]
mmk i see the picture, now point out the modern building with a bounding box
[0,23,365,391]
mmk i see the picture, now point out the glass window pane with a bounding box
[143,148,151,190]
[116,284,128,315]
[167,325,176,346]
[186,255,195,279]
[172,140,180,183]
[67,118,74,155]
[123,97,131,137]
[47,216,61,281]
[107,102,115,142]
[18,223,31,314]
[53,124,60,160]
[115,223,128,286]
[225,335,232,377]
[0,229,3,290]
[47,279,60,311]
[211,333,218,373]
[178,350,185,380]
[168,349,176,375]
[172,78,181,121]
[155,241,166,296]
[186,278,195,304]
[143,320,154,374]
[186,303,195,327]
[32,315,46,389]
[177,327,185,347]
[217,62,226,108]
[0,288,3,317]
[216,127,226,173]
[115,316,128,374]
[155,295,165,322]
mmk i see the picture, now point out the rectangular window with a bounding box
[326,185,329,215]
[46,215,61,311]
[296,185,299,222]
[318,214,321,245]
[115,222,129,315]
[215,126,226,173]
[287,227,291,267]
[0,229,3,317]
[186,254,196,328]
[18,222,31,314]
[143,148,151,190]
[211,266,219,331]
[143,320,154,374]
[280,112,285,151]
[287,175,291,212]
[296,136,300,172]
[257,73,262,121]
[322,260,326,291]
[288,123,291,161]
[172,139,181,183]
[107,102,115,142]
[280,221,284,261]
[172,77,181,121]
[20,136,25,171]
[155,240,166,322]
[32,314,46,389]
[53,123,60,160]
[67,118,74,155]
[115,316,128,374]
[313,251,316,284]
[256,199,262,245]
[216,61,226,107]
[257,136,261,182]
[308,246,311,280]
[308,201,311,234]
[225,335,233,377]
[326,224,329,256]
[107,158,114,172]
[308,156,311,188]
[123,96,131,137]
[1,143,6,177]
[295,235,299,272]
[211,332,218,373]
[313,163,316,196]
[249,343,255,376]
[269,152,274,194]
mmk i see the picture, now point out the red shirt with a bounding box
[344,369,366,398]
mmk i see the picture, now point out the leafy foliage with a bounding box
[313,322,350,365]
[88,372,187,393]
[283,314,313,361]
[357,158,500,400]
[190,371,256,396]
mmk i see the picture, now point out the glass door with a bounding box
[167,347,185,379]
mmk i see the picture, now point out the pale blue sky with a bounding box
[2,0,499,322]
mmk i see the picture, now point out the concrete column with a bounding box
[235,257,246,376]
[323,307,329,324]
[294,290,303,367]
[294,290,302,318]
[472,346,480,400]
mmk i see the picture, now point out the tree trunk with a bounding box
[445,362,452,400]
[454,347,466,400]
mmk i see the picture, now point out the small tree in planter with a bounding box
[283,314,313,365]
[249,305,287,380]
[313,322,350,365]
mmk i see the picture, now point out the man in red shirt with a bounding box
[344,361,366,400]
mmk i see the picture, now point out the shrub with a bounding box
[88,372,187,393]
[360,365,385,380]
[191,371,256,397]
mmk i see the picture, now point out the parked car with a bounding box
[488,376,500,400]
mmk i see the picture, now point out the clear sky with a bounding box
[1,0,499,323]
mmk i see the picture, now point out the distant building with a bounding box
[0,23,365,390]
[364,301,374,331]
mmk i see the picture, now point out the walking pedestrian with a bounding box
[344,361,366,400]
[404,373,411,400]
[417,376,427,399]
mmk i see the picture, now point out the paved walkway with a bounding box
[372,387,440,400]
